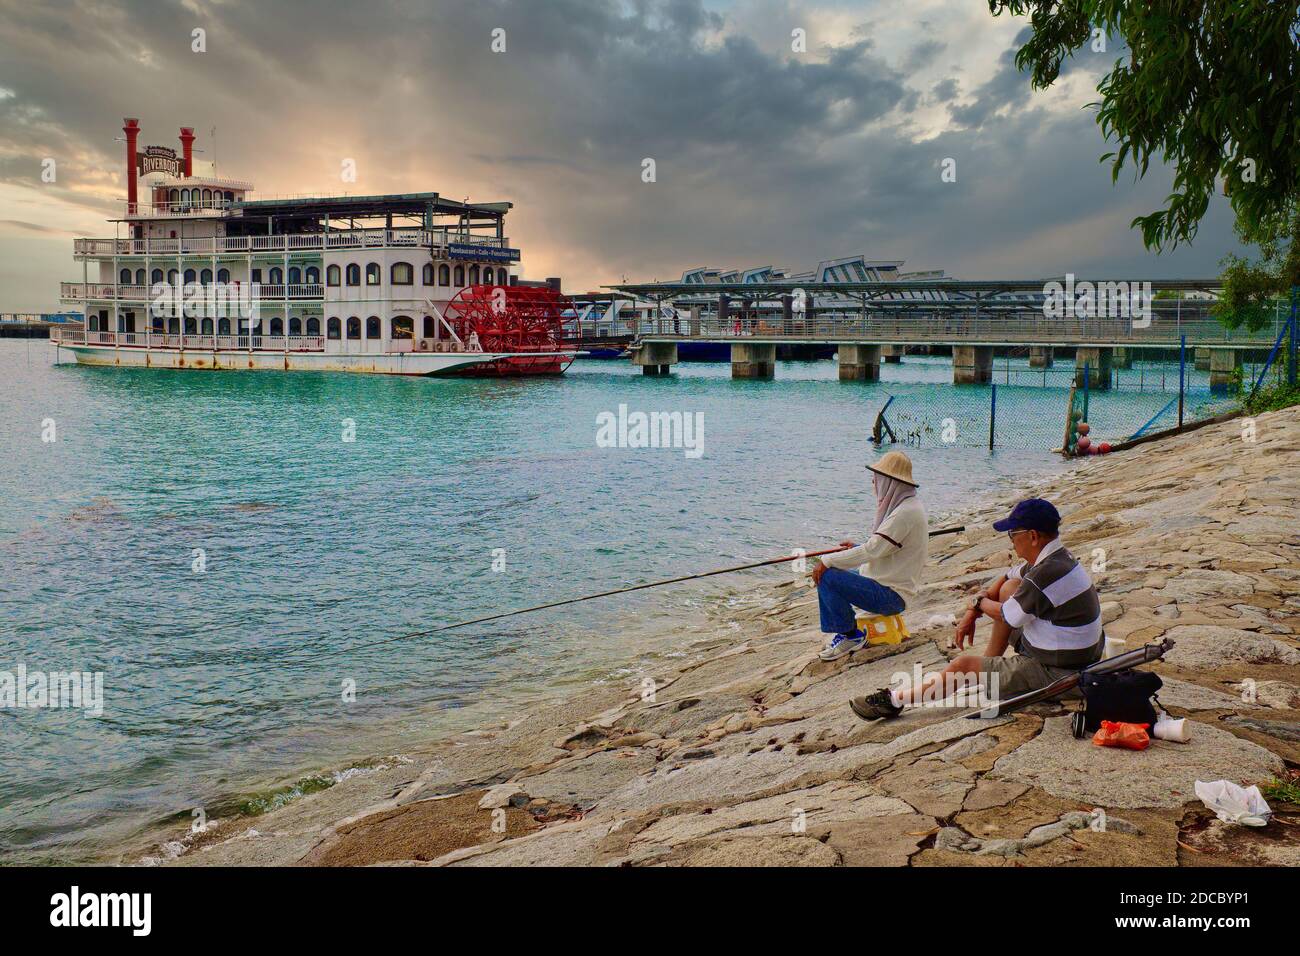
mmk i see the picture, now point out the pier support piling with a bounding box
[838,343,881,381]
[1209,349,1239,393]
[881,344,905,364]
[1112,347,1134,369]
[634,340,677,376]
[731,342,776,379]
[953,345,993,384]
[1028,346,1054,368]
[1074,347,1113,390]
[1194,347,1212,372]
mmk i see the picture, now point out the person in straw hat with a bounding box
[811,450,927,661]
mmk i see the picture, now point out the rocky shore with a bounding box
[153,406,1300,867]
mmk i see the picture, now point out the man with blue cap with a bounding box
[848,497,1104,721]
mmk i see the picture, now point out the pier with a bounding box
[0,313,82,338]
[608,278,1276,391]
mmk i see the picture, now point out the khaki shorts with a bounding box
[979,655,1081,701]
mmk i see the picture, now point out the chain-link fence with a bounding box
[869,346,1248,453]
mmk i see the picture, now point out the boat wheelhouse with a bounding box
[53,120,574,376]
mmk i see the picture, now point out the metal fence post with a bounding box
[989,383,997,450]
[1178,333,1186,426]
[1082,362,1090,425]
[1289,285,1298,387]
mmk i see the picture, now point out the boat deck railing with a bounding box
[50,326,491,356]
[52,327,328,352]
[73,229,512,258]
[60,282,326,303]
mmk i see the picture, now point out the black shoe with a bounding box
[849,689,902,721]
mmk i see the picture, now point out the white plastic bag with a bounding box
[1194,779,1272,827]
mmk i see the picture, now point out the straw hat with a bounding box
[866,450,918,487]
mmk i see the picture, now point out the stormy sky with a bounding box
[0,0,1244,311]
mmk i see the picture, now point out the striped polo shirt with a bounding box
[1002,538,1104,668]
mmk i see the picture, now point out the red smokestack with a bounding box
[179,127,195,178]
[123,118,140,213]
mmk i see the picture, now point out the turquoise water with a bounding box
[0,339,1226,862]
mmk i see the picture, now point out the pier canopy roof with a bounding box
[607,276,1222,301]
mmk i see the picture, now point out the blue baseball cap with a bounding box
[992,498,1060,535]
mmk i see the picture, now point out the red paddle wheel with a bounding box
[442,284,574,376]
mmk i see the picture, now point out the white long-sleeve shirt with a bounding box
[818,496,928,605]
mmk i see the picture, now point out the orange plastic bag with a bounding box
[1091,720,1151,751]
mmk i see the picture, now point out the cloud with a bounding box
[0,0,1243,310]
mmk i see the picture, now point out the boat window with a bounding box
[422,263,434,285]
[119,268,131,285]
[151,269,164,285]
[327,265,341,286]
[184,317,197,334]
[269,267,283,284]
[201,268,213,285]
[346,317,360,339]
[305,266,319,284]
[135,268,146,285]
[218,318,231,335]
[168,269,179,284]
[438,264,450,286]
[453,265,464,286]
[391,262,413,285]
[346,264,360,286]
[168,317,180,334]
[365,263,381,286]
[327,317,341,340]
[391,315,413,339]
[365,316,381,339]
[251,268,263,283]
[288,266,301,284]
[289,317,302,336]
[469,265,480,285]
[423,315,435,338]
[184,269,197,284]
[201,318,214,335]
[217,268,230,283]
[307,317,321,336]
[270,318,284,335]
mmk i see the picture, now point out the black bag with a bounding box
[1071,668,1162,738]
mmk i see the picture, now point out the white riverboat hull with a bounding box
[53,342,573,376]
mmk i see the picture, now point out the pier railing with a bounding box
[634,310,1276,348]
[73,229,514,259]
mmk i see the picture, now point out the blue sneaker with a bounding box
[819,629,866,661]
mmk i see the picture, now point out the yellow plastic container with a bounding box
[855,613,910,645]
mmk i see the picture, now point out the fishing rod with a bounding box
[421,524,967,636]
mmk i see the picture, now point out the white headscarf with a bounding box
[872,472,917,532]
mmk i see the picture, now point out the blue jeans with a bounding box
[818,568,905,634]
